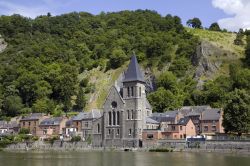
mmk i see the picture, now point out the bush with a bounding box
[19,128,30,134]
[71,135,81,142]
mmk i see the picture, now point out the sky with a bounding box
[0,0,250,31]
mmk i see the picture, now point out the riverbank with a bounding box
[2,140,250,156]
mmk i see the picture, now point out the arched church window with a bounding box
[127,110,130,119]
[131,110,134,119]
[113,111,116,125]
[127,87,130,97]
[108,112,112,125]
[139,87,141,97]
[97,123,100,133]
[131,87,134,96]
[117,111,120,125]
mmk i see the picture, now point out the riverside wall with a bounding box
[4,139,250,154]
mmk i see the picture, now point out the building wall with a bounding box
[20,119,40,136]
[201,120,224,134]
[164,120,196,139]
[92,80,152,147]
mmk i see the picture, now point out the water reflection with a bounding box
[0,151,249,166]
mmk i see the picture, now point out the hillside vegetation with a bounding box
[0,10,250,120]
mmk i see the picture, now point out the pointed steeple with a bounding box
[123,54,145,83]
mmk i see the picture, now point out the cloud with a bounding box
[212,0,250,31]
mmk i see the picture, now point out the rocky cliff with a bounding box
[0,35,7,53]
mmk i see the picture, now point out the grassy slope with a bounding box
[81,63,128,111]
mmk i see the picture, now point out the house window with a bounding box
[129,129,132,136]
[171,126,176,131]
[108,112,112,125]
[131,87,134,97]
[180,126,183,131]
[127,87,130,97]
[23,122,25,126]
[212,126,216,131]
[28,122,31,126]
[131,110,134,119]
[180,135,183,139]
[85,122,89,128]
[147,134,153,139]
[34,121,36,125]
[97,124,100,133]
[204,126,208,132]
[113,111,116,125]
[117,112,120,125]
[127,110,130,119]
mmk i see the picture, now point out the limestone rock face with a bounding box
[192,40,236,88]
[0,35,7,53]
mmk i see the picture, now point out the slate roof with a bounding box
[0,121,18,128]
[146,117,160,124]
[72,109,102,121]
[150,110,178,123]
[40,117,63,126]
[201,109,221,120]
[177,117,191,126]
[179,106,211,116]
[123,54,145,83]
[20,113,43,121]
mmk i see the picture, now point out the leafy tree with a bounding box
[209,22,221,31]
[169,57,191,77]
[245,35,250,66]
[234,29,244,45]
[32,98,55,114]
[186,18,202,29]
[157,71,178,91]
[2,95,24,116]
[75,88,86,111]
[109,48,127,69]
[223,89,250,136]
[148,87,182,112]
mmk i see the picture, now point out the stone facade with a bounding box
[92,55,152,147]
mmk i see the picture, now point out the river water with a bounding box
[0,151,249,166]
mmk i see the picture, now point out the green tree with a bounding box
[75,88,86,111]
[157,71,178,91]
[2,95,24,116]
[169,57,191,77]
[186,18,202,29]
[223,89,250,136]
[109,48,127,69]
[32,98,55,114]
[147,87,182,112]
[245,35,250,66]
[209,22,221,31]
[234,29,244,45]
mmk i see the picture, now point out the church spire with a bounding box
[123,54,145,83]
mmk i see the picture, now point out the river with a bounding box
[0,151,249,166]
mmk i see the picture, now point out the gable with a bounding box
[103,86,125,112]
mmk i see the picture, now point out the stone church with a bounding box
[92,55,152,147]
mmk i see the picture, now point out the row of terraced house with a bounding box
[0,105,224,140]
